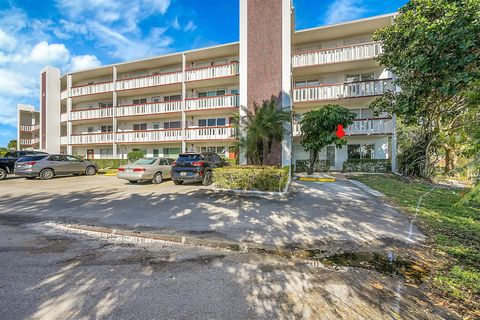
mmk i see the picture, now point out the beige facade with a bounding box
[26,1,396,170]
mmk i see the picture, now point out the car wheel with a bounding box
[173,180,184,185]
[85,166,97,176]
[202,171,212,186]
[152,172,163,184]
[39,168,54,180]
[129,180,138,184]
[0,168,7,181]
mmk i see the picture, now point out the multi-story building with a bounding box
[23,0,397,171]
[17,104,40,150]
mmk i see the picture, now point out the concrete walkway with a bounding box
[0,175,424,249]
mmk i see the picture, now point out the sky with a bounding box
[0,0,408,147]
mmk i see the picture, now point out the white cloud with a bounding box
[184,21,197,32]
[30,41,70,64]
[324,0,368,25]
[0,29,16,51]
[172,17,181,30]
[69,54,101,71]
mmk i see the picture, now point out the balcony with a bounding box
[71,81,114,97]
[70,133,113,144]
[185,94,239,112]
[186,62,239,82]
[293,118,393,136]
[116,71,182,91]
[60,113,68,122]
[19,125,39,132]
[70,107,113,121]
[185,126,236,141]
[292,42,383,68]
[116,129,182,143]
[19,138,40,145]
[61,90,68,100]
[60,136,68,145]
[293,79,393,103]
[116,100,182,118]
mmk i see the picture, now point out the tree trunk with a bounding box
[308,150,318,175]
[262,138,269,166]
[443,144,457,175]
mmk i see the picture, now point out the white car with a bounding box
[117,157,175,184]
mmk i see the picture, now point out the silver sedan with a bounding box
[117,157,175,184]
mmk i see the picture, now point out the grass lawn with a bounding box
[352,174,479,313]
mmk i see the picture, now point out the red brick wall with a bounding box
[247,0,283,165]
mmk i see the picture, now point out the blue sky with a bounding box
[0,0,408,147]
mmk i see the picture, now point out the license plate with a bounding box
[180,172,187,176]
[126,168,133,172]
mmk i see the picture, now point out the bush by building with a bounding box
[93,159,129,170]
[127,151,145,163]
[343,159,391,173]
[295,159,329,172]
[213,165,289,192]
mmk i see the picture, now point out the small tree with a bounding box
[299,104,356,174]
[127,151,145,163]
[235,97,291,165]
[7,140,17,149]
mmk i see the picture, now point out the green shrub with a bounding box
[295,159,329,172]
[93,159,129,169]
[343,159,391,173]
[127,151,145,163]
[224,157,238,166]
[213,165,289,192]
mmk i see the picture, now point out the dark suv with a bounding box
[171,152,229,185]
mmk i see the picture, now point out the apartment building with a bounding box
[21,0,397,171]
[17,104,40,150]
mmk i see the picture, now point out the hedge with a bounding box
[92,159,129,169]
[295,159,329,172]
[213,165,289,192]
[343,159,391,173]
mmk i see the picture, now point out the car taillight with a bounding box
[192,161,205,166]
[23,161,36,166]
[133,168,145,172]
[118,167,125,172]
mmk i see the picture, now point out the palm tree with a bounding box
[234,97,291,165]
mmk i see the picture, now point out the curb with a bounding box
[298,177,336,182]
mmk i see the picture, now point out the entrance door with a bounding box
[86,149,94,160]
[326,146,336,170]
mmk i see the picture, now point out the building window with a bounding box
[230,89,239,95]
[153,149,159,157]
[153,123,160,130]
[198,89,226,97]
[100,149,113,158]
[164,121,181,129]
[87,127,94,133]
[346,73,374,83]
[198,118,226,127]
[294,80,319,88]
[163,147,181,156]
[198,119,207,127]
[133,123,147,131]
[347,144,375,159]
[101,125,113,133]
[152,96,161,103]
[133,98,147,105]
[164,94,181,101]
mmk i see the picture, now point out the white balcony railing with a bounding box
[116,72,182,91]
[116,100,182,117]
[61,90,68,100]
[60,136,68,145]
[19,138,40,145]
[292,42,383,68]
[293,79,393,103]
[186,62,239,82]
[60,113,68,122]
[70,107,114,121]
[185,126,236,140]
[19,125,39,132]
[70,133,113,144]
[116,130,182,143]
[293,118,393,136]
[185,94,239,111]
[70,81,114,97]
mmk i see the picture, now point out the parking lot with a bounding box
[0,173,424,249]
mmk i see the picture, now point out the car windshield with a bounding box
[177,154,203,161]
[133,158,157,165]
[17,155,48,162]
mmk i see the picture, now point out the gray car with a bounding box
[14,154,98,180]
[117,157,174,184]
